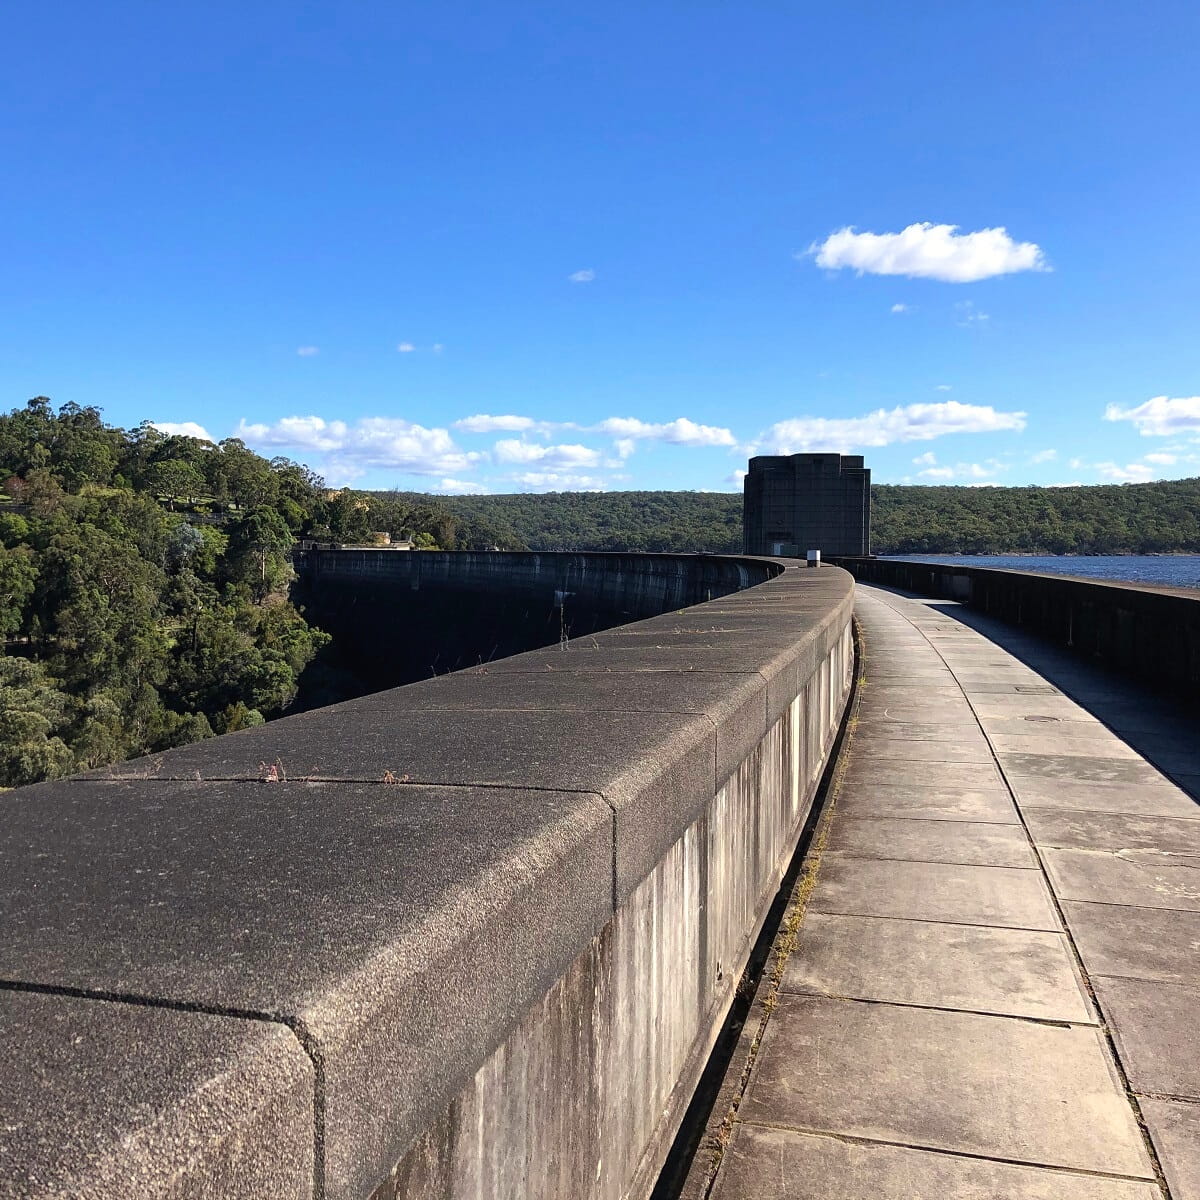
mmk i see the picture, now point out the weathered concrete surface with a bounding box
[697,581,1199,1200]
[781,912,1093,1021]
[824,815,1036,866]
[1,780,613,1200]
[713,1125,1160,1200]
[739,995,1150,1176]
[832,554,1200,696]
[1142,1099,1200,1200]
[0,991,314,1200]
[0,556,855,1200]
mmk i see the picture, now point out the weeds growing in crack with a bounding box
[258,759,286,783]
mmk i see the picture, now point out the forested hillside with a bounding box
[416,477,1200,556]
[388,490,743,552]
[0,397,475,787]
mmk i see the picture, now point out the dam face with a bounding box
[295,548,773,687]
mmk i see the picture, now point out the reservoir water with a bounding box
[884,555,1200,592]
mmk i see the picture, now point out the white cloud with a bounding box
[511,471,607,491]
[568,269,596,283]
[1030,449,1058,464]
[1069,457,1084,469]
[435,478,489,495]
[457,414,535,433]
[728,469,748,489]
[236,416,481,475]
[1096,461,1156,482]
[493,439,601,468]
[919,460,1001,481]
[807,222,1049,282]
[765,400,1026,452]
[1104,396,1200,437]
[151,421,214,442]
[890,303,910,314]
[613,437,637,459]
[431,343,444,354]
[397,342,416,353]
[912,451,937,466]
[935,384,952,392]
[296,346,319,357]
[594,416,736,447]
[1144,452,1178,466]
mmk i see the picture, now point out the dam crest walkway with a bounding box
[693,582,1200,1200]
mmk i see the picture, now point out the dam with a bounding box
[1,552,1197,1199]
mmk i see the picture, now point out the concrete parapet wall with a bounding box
[0,554,854,1200]
[300,548,774,617]
[832,556,1200,693]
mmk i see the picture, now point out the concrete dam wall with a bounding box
[0,552,855,1200]
[295,549,777,688]
[832,555,1200,695]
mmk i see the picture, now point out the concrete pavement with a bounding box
[694,583,1200,1200]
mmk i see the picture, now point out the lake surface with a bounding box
[884,555,1200,592]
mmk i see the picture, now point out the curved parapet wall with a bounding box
[0,554,855,1200]
[296,549,782,687]
[833,556,1200,693]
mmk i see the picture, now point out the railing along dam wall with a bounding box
[832,556,1200,695]
[0,553,855,1200]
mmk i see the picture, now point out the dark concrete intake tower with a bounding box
[742,452,871,557]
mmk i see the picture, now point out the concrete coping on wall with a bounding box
[0,556,854,1200]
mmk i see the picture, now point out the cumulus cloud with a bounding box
[511,471,607,491]
[764,400,1026,452]
[454,413,562,435]
[593,417,736,447]
[728,469,748,489]
[1096,461,1156,482]
[235,416,481,475]
[912,451,937,466]
[296,346,319,357]
[1030,449,1058,464]
[935,384,952,392]
[1144,452,1178,466]
[151,421,214,442]
[807,222,1049,282]
[435,478,489,495]
[493,439,601,468]
[890,303,909,314]
[918,460,1000,481]
[397,342,416,353]
[1104,396,1200,437]
[568,269,595,283]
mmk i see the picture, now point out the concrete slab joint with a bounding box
[0,553,855,1200]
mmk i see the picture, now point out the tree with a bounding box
[0,543,37,638]
[0,658,74,786]
[225,506,294,596]
[147,460,208,507]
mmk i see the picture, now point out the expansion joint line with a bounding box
[869,588,1173,1199]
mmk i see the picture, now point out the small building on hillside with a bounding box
[742,453,871,557]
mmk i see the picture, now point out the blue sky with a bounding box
[3,1,1198,493]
